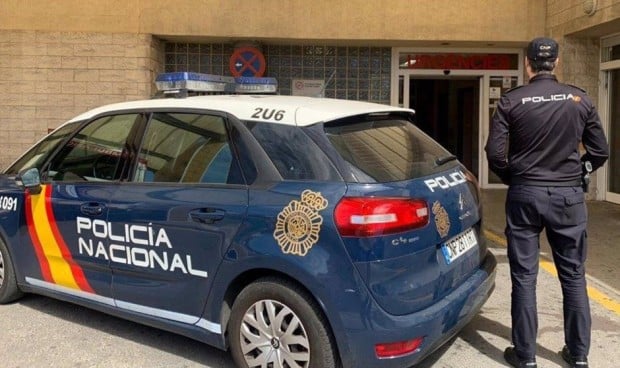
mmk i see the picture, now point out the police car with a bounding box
[0,74,496,368]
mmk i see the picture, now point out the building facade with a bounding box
[1,0,619,202]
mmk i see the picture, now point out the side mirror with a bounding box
[16,167,42,195]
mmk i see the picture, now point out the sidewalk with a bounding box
[480,188,620,297]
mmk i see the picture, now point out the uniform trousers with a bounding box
[505,185,591,360]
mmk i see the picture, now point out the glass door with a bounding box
[605,69,620,203]
[601,36,620,203]
[408,76,481,177]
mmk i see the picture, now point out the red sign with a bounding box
[229,46,266,77]
[401,53,516,70]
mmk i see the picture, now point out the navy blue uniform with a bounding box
[486,73,608,184]
[485,73,609,361]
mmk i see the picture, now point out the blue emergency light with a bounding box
[155,72,278,96]
[155,72,236,93]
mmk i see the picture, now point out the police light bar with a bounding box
[155,72,236,93]
[234,77,278,94]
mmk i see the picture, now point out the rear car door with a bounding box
[106,111,248,327]
[21,114,141,300]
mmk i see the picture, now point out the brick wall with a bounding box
[0,30,164,170]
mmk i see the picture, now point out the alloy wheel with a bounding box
[239,299,310,368]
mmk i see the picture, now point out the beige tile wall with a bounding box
[546,0,620,35]
[1,1,546,44]
[0,30,163,170]
[557,37,600,99]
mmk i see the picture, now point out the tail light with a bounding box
[375,336,424,358]
[334,197,429,237]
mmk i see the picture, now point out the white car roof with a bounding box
[67,95,414,127]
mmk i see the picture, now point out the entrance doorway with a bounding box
[392,47,524,187]
[605,68,620,203]
[409,77,480,176]
[601,35,620,203]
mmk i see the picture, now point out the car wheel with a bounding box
[0,238,23,304]
[228,277,338,368]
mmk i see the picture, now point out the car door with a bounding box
[22,114,142,300]
[106,111,248,327]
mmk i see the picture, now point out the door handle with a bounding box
[80,203,104,216]
[189,208,225,224]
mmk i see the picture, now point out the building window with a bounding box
[164,43,234,76]
[602,44,620,62]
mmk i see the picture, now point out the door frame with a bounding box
[391,47,523,188]
[600,34,620,203]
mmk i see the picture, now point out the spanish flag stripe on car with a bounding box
[25,193,53,283]
[26,185,93,292]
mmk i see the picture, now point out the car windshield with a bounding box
[4,121,81,175]
[324,117,458,183]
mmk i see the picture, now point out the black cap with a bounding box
[527,37,559,61]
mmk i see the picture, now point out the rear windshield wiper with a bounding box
[435,154,457,166]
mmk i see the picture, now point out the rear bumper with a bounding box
[338,251,496,368]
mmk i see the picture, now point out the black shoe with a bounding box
[561,345,589,367]
[504,347,537,368]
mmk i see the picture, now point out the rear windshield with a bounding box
[324,117,458,183]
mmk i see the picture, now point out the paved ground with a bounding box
[0,189,618,367]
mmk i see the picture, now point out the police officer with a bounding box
[485,37,609,368]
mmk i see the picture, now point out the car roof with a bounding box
[67,95,414,127]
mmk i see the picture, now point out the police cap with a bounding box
[527,37,559,61]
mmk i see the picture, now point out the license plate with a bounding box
[441,228,478,265]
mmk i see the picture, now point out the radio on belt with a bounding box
[154,72,277,98]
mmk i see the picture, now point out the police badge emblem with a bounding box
[274,190,328,256]
[432,201,450,238]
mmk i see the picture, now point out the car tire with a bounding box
[228,277,339,368]
[0,238,23,304]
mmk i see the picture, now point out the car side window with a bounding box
[46,114,138,182]
[247,122,340,181]
[135,112,234,184]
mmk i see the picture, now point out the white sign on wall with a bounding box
[292,79,325,97]
[502,76,513,88]
[489,87,502,99]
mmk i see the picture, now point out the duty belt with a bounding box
[510,178,582,187]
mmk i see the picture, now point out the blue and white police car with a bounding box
[0,76,496,368]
